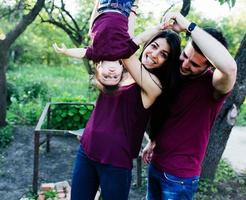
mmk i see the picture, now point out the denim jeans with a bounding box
[98,0,135,17]
[71,145,132,200]
[147,163,199,200]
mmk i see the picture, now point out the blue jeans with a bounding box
[147,163,199,200]
[71,145,132,200]
[98,0,135,17]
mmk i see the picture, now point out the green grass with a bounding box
[7,63,92,98]
[237,101,246,126]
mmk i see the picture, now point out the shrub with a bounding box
[195,159,236,199]
[7,99,43,125]
[44,189,57,200]
[48,95,94,130]
[0,125,13,148]
[21,81,49,103]
[6,82,19,106]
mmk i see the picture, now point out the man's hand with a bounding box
[142,141,156,164]
[162,12,190,33]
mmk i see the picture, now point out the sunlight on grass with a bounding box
[7,64,91,98]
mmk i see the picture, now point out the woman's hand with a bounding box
[162,12,190,33]
[142,140,156,164]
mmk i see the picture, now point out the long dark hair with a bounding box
[140,30,181,140]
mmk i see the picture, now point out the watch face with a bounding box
[188,22,197,32]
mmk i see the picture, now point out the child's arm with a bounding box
[132,24,163,46]
[52,43,86,59]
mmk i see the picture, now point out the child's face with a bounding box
[97,61,123,86]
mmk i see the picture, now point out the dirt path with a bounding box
[0,126,145,200]
[222,126,246,172]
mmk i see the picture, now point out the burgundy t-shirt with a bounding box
[81,83,150,169]
[85,12,139,62]
[152,70,230,177]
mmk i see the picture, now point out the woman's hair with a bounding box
[140,30,182,140]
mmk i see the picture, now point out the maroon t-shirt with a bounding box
[85,12,139,62]
[81,83,150,169]
[152,70,230,177]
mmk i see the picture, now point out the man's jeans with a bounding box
[147,163,199,200]
[71,145,132,200]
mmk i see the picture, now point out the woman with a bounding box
[71,30,181,200]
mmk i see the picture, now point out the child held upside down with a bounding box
[53,0,165,86]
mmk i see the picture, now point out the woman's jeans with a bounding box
[98,0,135,17]
[71,145,132,200]
[147,163,199,200]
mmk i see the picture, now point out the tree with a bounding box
[0,0,45,127]
[40,0,94,74]
[201,33,246,179]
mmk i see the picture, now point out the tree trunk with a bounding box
[0,49,8,127]
[180,0,191,16]
[201,34,246,179]
[0,0,45,127]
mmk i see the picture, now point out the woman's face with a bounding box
[141,38,170,69]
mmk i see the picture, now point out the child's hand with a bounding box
[52,43,67,54]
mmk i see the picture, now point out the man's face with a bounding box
[179,42,209,77]
[97,61,123,86]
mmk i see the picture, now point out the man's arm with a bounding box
[162,12,237,94]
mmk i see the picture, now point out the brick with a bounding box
[41,183,55,191]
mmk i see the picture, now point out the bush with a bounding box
[0,125,13,148]
[195,159,236,199]
[7,99,43,125]
[7,82,19,106]
[48,95,94,130]
[21,81,49,103]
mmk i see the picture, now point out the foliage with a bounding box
[48,95,94,130]
[6,64,95,126]
[186,8,245,57]
[195,159,237,199]
[216,0,236,8]
[7,99,43,125]
[237,102,246,126]
[44,189,57,200]
[6,82,19,106]
[7,64,90,98]
[9,22,72,66]
[0,125,13,148]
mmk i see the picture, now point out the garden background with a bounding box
[0,0,246,199]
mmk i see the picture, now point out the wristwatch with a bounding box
[186,22,197,37]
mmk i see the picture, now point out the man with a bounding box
[142,12,237,200]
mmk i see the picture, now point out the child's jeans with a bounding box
[98,0,135,17]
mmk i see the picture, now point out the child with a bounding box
[53,0,138,71]
[53,0,164,86]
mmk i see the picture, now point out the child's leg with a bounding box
[98,0,135,17]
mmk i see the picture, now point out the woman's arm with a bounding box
[122,56,162,109]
